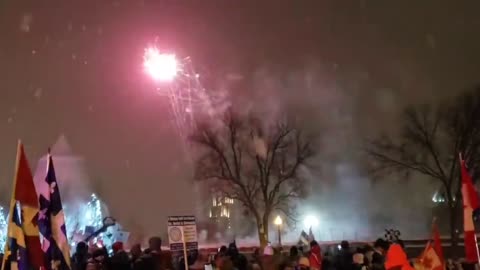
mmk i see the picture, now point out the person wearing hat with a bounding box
[111,242,131,270]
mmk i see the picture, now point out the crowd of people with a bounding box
[69,237,471,270]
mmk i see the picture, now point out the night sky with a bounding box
[1,1,480,236]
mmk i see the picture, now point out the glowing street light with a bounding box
[274,215,283,226]
[274,215,283,247]
[143,47,178,82]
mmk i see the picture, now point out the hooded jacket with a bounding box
[385,244,413,270]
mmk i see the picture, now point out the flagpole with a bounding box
[2,141,22,270]
[182,228,189,270]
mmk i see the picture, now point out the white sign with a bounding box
[168,216,198,252]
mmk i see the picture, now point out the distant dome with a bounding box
[50,134,73,156]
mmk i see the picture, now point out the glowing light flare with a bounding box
[274,215,283,226]
[143,47,178,82]
[304,215,319,229]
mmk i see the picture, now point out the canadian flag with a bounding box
[418,242,443,270]
[460,155,480,264]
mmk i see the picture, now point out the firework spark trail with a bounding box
[144,46,229,161]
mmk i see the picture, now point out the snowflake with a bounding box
[20,13,33,33]
[34,88,43,99]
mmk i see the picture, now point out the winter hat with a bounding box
[112,242,124,253]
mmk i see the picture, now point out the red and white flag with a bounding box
[460,155,480,264]
[418,242,443,270]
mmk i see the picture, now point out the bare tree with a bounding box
[365,87,480,244]
[190,110,315,246]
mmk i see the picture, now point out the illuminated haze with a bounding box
[0,1,480,243]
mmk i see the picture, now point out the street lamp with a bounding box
[274,215,283,247]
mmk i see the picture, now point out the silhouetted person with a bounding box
[179,249,199,270]
[134,236,173,270]
[289,246,300,268]
[72,242,89,270]
[130,244,142,266]
[372,239,388,270]
[110,242,131,270]
[227,242,247,270]
[334,241,353,270]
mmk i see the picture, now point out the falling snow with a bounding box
[426,34,436,49]
[43,35,50,47]
[34,88,43,99]
[20,13,33,33]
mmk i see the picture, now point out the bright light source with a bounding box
[304,215,319,228]
[274,215,283,226]
[143,47,178,82]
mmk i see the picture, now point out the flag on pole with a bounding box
[3,141,44,270]
[298,230,309,246]
[38,152,71,270]
[308,227,315,241]
[460,154,480,264]
[431,220,444,266]
[417,241,443,270]
[5,204,30,270]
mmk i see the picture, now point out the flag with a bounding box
[308,227,315,241]
[417,242,443,270]
[3,142,44,270]
[298,230,309,246]
[38,153,71,270]
[431,220,444,266]
[460,155,480,264]
[5,204,30,270]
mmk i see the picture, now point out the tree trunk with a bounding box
[449,204,459,252]
[257,223,269,248]
[255,212,271,248]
